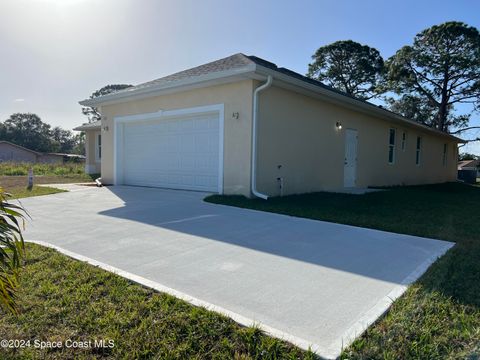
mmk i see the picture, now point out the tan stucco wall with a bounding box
[85,130,101,174]
[98,80,255,196]
[0,143,38,162]
[256,85,459,196]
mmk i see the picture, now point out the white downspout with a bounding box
[251,75,273,200]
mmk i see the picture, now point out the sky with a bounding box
[1,0,479,153]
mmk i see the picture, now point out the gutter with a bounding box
[254,65,464,143]
[79,65,257,107]
[251,75,273,200]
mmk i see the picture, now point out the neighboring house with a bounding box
[76,53,463,198]
[0,141,39,163]
[458,159,479,183]
[0,141,84,164]
[458,159,479,172]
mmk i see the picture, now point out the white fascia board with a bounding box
[79,65,257,107]
[254,65,464,143]
[73,124,101,131]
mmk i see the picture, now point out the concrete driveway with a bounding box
[21,186,453,359]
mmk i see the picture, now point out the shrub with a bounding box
[0,162,86,177]
[0,187,27,313]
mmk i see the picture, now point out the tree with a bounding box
[458,152,478,161]
[2,113,52,152]
[50,126,76,153]
[73,132,85,155]
[0,113,81,154]
[82,84,133,123]
[385,22,480,136]
[307,40,384,100]
[0,188,27,313]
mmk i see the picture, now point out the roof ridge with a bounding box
[110,53,256,97]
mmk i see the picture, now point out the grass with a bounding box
[0,243,316,360]
[5,186,66,199]
[205,182,480,359]
[0,162,98,199]
[0,162,88,177]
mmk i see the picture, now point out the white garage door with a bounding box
[120,113,220,192]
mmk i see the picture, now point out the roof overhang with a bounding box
[79,64,257,107]
[73,123,101,131]
[78,63,464,143]
[252,65,465,143]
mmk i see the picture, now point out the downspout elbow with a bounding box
[251,75,273,200]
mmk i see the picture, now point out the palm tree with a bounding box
[0,188,26,313]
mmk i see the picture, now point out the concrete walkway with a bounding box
[20,186,453,359]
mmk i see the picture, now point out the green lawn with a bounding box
[0,162,98,199]
[6,185,66,199]
[0,244,315,360]
[205,183,480,359]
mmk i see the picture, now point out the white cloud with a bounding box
[14,98,25,102]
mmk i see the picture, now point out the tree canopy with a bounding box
[307,22,480,141]
[385,21,480,135]
[0,113,83,154]
[81,84,133,123]
[307,40,384,100]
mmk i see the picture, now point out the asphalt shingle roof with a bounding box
[77,53,463,142]
[113,53,255,96]
[110,52,381,107]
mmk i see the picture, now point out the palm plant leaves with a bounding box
[0,188,27,314]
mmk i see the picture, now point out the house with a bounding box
[0,141,40,163]
[458,159,479,171]
[0,141,84,164]
[76,53,463,198]
[457,159,479,184]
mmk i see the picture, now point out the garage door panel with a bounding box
[120,113,220,192]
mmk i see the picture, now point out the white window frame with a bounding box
[416,136,422,166]
[388,128,396,164]
[95,133,102,162]
[401,132,407,152]
[442,143,448,166]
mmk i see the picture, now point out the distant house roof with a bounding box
[0,141,84,159]
[78,53,464,143]
[45,153,86,159]
[458,159,479,170]
[73,120,101,131]
[0,141,42,155]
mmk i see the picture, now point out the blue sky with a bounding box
[1,0,479,153]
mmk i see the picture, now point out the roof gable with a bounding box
[109,53,255,98]
[0,141,41,155]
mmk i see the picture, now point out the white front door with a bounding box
[344,129,358,188]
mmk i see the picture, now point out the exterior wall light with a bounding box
[336,121,342,130]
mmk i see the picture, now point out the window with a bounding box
[388,128,396,164]
[96,134,102,161]
[401,132,407,151]
[442,143,448,166]
[415,136,422,165]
